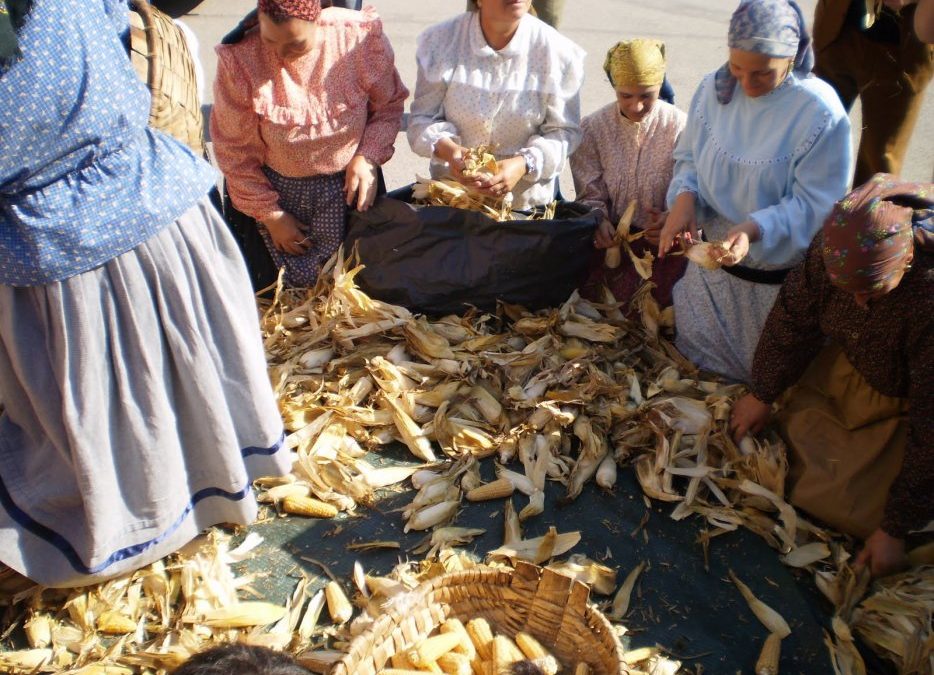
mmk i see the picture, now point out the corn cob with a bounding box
[573,664,592,675]
[491,635,524,673]
[437,651,472,675]
[441,618,478,660]
[408,632,463,667]
[96,610,137,635]
[24,614,53,649]
[466,478,515,502]
[325,581,353,624]
[281,495,338,518]
[466,618,495,660]
[755,633,782,675]
[405,500,459,532]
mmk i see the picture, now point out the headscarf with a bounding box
[603,39,667,88]
[822,174,934,294]
[257,0,321,23]
[0,0,31,66]
[714,0,814,104]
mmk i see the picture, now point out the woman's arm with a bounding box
[748,109,853,266]
[569,117,611,223]
[519,62,584,184]
[355,24,409,167]
[748,236,828,403]
[406,35,460,159]
[880,316,934,540]
[210,50,280,223]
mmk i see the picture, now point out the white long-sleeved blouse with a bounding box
[407,12,585,210]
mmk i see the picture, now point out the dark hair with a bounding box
[171,644,312,675]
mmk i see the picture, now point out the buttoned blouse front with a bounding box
[407,12,585,210]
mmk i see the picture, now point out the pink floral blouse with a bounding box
[571,100,686,230]
[211,7,408,221]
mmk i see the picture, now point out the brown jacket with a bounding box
[813,0,854,51]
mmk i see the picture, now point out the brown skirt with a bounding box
[776,344,908,540]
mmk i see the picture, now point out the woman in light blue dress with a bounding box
[658,0,853,384]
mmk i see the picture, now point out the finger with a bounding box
[346,175,359,207]
[854,546,870,571]
[688,221,700,242]
[358,178,373,211]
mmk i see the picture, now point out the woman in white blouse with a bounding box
[407,0,585,210]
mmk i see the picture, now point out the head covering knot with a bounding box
[822,174,934,294]
[714,0,814,104]
[257,0,321,23]
[603,39,667,88]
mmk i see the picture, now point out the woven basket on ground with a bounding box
[331,561,627,675]
[128,0,204,154]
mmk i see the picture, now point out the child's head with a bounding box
[172,644,312,675]
[603,39,667,123]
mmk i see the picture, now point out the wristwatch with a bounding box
[518,148,537,179]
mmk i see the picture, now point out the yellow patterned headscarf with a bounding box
[603,39,666,88]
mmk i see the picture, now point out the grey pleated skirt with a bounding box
[0,198,289,587]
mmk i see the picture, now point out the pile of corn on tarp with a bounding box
[1,249,931,674]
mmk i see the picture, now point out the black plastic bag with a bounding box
[345,186,599,315]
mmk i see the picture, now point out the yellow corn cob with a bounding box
[391,651,417,670]
[281,495,338,518]
[408,632,463,667]
[466,618,495,660]
[574,664,592,675]
[441,618,477,660]
[0,648,53,672]
[755,633,782,675]
[437,651,472,675]
[514,632,554,662]
[325,581,353,624]
[96,610,137,635]
[466,478,515,502]
[24,614,53,648]
[491,635,523,673]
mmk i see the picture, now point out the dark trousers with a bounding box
[815,6,933,184]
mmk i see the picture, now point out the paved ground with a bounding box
[171,0,933,192]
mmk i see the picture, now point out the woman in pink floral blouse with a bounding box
[211,0,408,287]
[571,39,687,312]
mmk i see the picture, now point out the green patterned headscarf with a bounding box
[0,1,32,66]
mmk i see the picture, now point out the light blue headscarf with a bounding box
[714,0,814,104]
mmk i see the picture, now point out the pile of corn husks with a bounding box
[2,249,931,674]
[411,146,556,222]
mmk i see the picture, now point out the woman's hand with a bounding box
[345,155,378,212]
[730,393,771,442]
[594,218,616,249]
[433,137,469,182]
[855,528,908,578]
[470,156,528,197]
[261,211,311,256]
[643,206,667,247]
[658,192,698,257]
[721,221,761,266]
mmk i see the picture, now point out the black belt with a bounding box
[720,264,791,285]
[699,231,791,285]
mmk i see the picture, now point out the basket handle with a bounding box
[513,561,592,646]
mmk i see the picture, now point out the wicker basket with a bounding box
[331,561,627,675]
[128,0,205,154]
